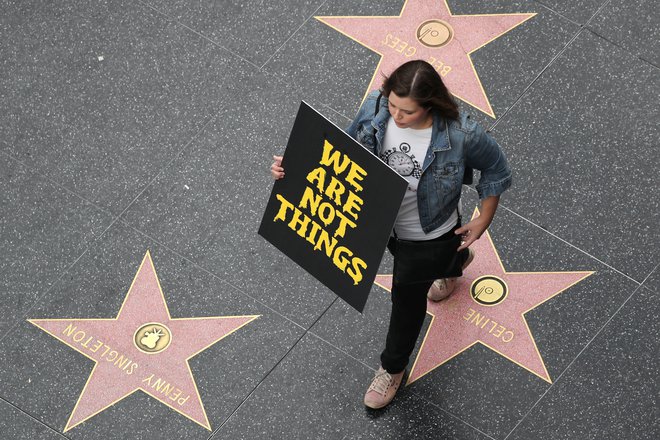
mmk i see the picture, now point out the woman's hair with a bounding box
[381,60,459,120]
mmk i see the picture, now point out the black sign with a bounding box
[259,102,407,312]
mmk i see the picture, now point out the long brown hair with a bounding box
[381,60,459,120]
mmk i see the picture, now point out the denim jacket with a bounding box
[346,91,512,233]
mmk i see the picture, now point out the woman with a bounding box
[271,60,511,409]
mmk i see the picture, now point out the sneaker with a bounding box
[363,367,404,409]
[427,247,475,302]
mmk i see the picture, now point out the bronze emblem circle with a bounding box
[134,322,172,354]
[470,276,508,306]
[416,20,454,48]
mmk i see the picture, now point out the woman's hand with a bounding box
[270,155,284,180]
[455,216,489,251]
[454,195,500,251]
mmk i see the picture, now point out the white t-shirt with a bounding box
[381,117,458,241]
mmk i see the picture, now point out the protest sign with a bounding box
[259,102,407,312]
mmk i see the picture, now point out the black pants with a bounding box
[380,225,468,374]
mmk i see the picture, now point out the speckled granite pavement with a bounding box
[1,1,658,439]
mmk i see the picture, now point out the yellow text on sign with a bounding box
[272,140,368,285]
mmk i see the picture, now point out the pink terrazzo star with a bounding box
[374,210,593,383]
[29,251,259,432]
[316,0,535,117]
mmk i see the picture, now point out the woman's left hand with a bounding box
[454,215,489,251]
[455,196,501,251]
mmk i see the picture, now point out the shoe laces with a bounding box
[368,369,393,395]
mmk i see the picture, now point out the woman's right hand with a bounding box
[270,155,285,180]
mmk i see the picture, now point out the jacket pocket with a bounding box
[433,162,461,203]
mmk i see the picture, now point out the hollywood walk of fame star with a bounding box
[374,210,593,384]
[29,251,259,431]
[316,0,536,117]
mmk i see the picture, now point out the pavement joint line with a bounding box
[302,335,499,439]
[297,332,498,440]
[585,26,660,70]
[405,393,498,440]
[0,180,131,346]
[114,217,311,334]
[0,104,220,230]
[260,0,330,70]
[13,0,288,204]
[0,394,72,439]
[112,112,217,222]
[639,55,660,70]
[490,1,624,130]
[639,262,660,287]
[115,0,316,94]
[4,6,307,229]
[0,149,116,219]
[164,10,320,98]
[321,104,353,125]
[460,186,641,282]
[10,117,220,347]
[55,0,324,228]
[530,0,581,27]
[585,0,615,26]
[212,325,497,440]
[3,99,219,226]
[136,0,264,72]
[305,331,377,372]
[3,94,215,220]
[489,25,588,131]
[641,284,657,297]
[0,151,119,344]
[497,202,642,285]
[503,281,646,440]
[0,221,117,346]
[532,0,613,28]
[207,297,340,439]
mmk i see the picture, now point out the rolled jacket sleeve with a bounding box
[465,123,512,199]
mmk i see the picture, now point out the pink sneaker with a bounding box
[364,367,404,409]
[427,248,475,302]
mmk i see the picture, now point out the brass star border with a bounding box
[316,0,536,117]
[374,210,593,384]
[29,251,260,431]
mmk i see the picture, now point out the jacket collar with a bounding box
[430,113,451,152]
[371,94,451,152]
[371,93,390,131]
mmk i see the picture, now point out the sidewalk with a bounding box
[0,1,658,439]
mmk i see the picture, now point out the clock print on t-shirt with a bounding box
[381,142,423,179]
